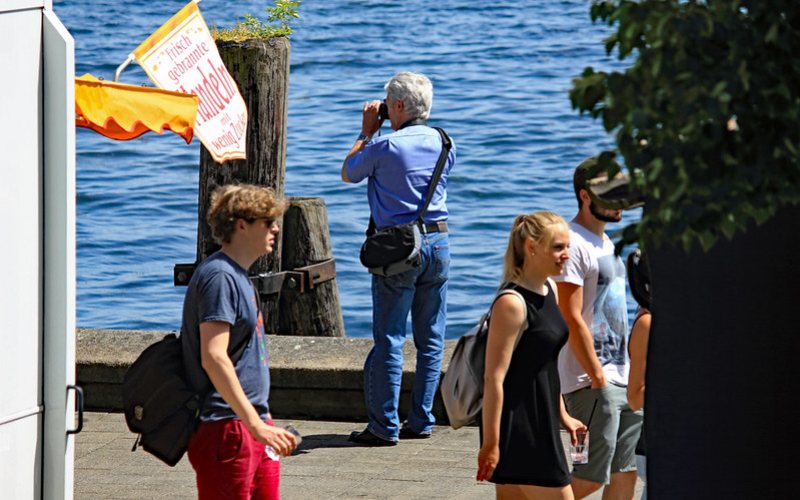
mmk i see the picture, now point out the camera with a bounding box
[378,102,389,121]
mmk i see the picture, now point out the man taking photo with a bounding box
[341,71,456,446]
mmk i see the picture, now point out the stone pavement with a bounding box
[75,412,642,499]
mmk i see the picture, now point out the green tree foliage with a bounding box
[570,1,800,251]
[213,0,300,42]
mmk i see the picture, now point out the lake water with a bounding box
[56,0,637,338]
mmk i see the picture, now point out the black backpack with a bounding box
[122,331,249,466]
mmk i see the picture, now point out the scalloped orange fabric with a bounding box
[75,74,199,143]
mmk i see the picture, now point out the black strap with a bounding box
[398,117,428,130]
[366,127,453,235]
[417,127,453,223]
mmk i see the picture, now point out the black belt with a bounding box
[420,221,448,234]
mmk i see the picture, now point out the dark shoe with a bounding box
[399,426,431,440]
[348,428,397,447]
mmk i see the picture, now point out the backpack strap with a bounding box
[486,288,529,351]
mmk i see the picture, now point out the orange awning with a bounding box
[75,74,199,143]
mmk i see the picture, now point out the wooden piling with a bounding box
[278,197,345,337]
[192,37,344,337]
[195,37,291,333]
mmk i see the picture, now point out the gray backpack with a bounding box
[440,289,527,429]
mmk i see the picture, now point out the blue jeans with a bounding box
[364,232,450,441]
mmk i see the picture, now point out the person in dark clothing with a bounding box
[477,211,586,499]
[626,249,652,500]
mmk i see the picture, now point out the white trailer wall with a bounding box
[0,1,75,498]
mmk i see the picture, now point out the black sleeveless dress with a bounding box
[481,282,571,487]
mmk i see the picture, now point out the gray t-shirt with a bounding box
[553,222,629,393]
[180,251,271,421]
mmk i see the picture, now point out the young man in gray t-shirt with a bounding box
[181,184,298,499]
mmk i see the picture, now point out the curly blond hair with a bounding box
[501,211,568,284]
[207,184,288,244]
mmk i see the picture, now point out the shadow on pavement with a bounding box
[294,433,355,452]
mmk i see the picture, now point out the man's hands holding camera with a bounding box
[343,99,388,178]
[360,100,384,138]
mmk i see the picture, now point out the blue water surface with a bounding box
[56,0,638,337]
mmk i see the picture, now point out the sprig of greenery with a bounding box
[571,0,800,252]
[213,0,300,42]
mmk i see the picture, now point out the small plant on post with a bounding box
[198,0,302,332]
[212,0,301,42]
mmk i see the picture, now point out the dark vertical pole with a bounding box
[647,205,800,499]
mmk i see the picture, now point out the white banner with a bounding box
[133,1,247,162]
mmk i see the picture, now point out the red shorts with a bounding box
[187,417,281,500]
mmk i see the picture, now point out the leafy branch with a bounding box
[213,0,301,42]
[571,0,800,252]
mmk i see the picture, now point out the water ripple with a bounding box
[56,0,640,337]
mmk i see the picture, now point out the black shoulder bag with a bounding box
[122,283,259,466]
[359,127,453,276]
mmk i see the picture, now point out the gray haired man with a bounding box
[341,72,456,446]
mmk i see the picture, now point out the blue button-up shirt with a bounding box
[345,125,456,230]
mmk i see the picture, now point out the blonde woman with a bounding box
[477,212,586,499]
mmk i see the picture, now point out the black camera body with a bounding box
[378,102,389,121]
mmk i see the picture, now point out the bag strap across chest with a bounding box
[366,127,453,236]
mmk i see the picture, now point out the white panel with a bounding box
[0,1,45,14]
[42,7,76,500]
[0,7,42,420]
[0,414,42,499]
[0,6,44,500]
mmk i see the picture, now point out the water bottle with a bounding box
[265,424,302,461]
[265,445,281,461]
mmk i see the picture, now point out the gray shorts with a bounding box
[564,384,643,484]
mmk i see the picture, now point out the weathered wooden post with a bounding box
[279,197,344,336]
[184,35,344,337]
[195,37,290,333]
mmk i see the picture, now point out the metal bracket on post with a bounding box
[294,259,337,291]
[251,272,289,295]
[174,262,197,286]
[250,258,337,296]
[278,271,306,293]
[175,258,336,294]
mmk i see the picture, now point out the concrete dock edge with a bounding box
[76,328,456,422]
